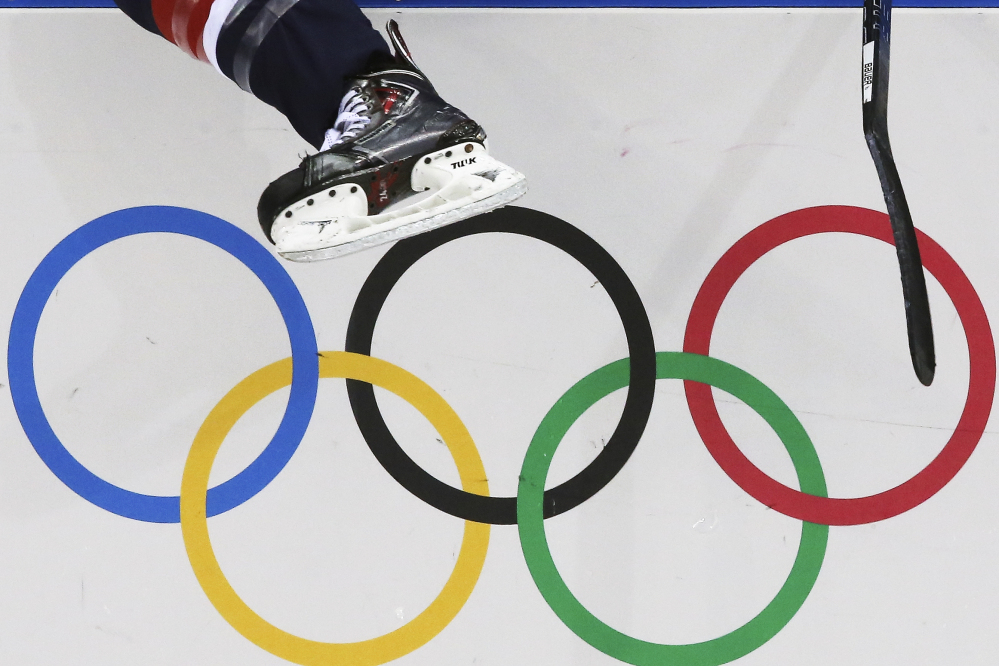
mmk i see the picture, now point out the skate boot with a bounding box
[258,20,528,262]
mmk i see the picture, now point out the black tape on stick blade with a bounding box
[863,0,936,385]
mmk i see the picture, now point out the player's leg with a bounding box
[257,19,527,262]
[114,0,159,35]
[114,1,527,260]
[114,0,389,147]
[207,0,391,149]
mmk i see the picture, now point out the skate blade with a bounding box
[279,177,527,262]
[274,144,527,262]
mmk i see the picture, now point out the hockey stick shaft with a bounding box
[862,0,935,386]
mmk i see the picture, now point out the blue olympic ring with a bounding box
[7,206,319,523]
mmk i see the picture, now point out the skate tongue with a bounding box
[386,20,426,78]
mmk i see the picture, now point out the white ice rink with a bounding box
[2,6,998,665]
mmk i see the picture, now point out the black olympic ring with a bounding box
[344,206,657,524]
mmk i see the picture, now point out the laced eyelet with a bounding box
[320,89,373,151]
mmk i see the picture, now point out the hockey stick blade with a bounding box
[862,0,935,386]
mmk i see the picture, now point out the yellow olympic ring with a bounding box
[180,351,490,666]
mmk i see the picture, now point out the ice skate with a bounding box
[257,20,528,262]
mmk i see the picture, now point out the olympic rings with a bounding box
[518,352,828,666]
[7,206,320,523]
[683,206,996,525]
[10,203,995,665]
[344,206,657,525]
[180,351,489,666]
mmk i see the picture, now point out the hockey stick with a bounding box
[863,0,935,386]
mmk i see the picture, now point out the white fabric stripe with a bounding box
[233,0,302,93]
[232,0,298,93]
[203,0,252,75]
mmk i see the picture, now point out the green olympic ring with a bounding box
[517,352,828,666]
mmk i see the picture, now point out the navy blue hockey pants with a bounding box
[115,0,390,148]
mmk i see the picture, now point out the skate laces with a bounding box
[320,89,371,151]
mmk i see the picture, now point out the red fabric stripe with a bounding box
[152,0,214,62]
[151,0,179,44]
[173,0,216,62]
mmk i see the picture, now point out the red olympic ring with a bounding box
[683,205,996,525]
